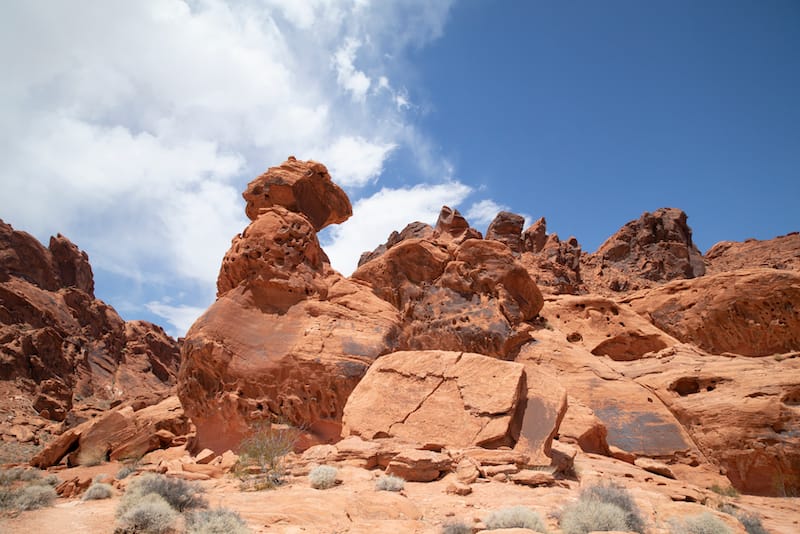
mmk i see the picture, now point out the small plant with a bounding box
[0,467,26,485]
[441,521,472,534]
[719,504,768,534]
[235,422,299,491]
[669,513,732,534]
[83,482,114,500]
[560,499,629,534]
[710,484,740,497]
[578,482,646,533]
[18,469,44,482]
[12,484,57,511]
[187,507,252,534]
[375,475,405,492]
[309,465,338,490]
[115,493,178,534]
[0,487,16,510]
[117,464,137,480]
[484,505,548,532]
[121,473,207,512]
[41,474,60,486]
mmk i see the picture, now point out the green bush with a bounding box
[187,508,252,534]
[375,475,405,492]
[669,513,732,534]
[120,473,207,513]
[579,482,646,533]
[484,505,548,532]
[235,423,299,491]
[83,482,114,500]
[560,499,629,534]
[115,493,178,534]
[441,521,472,534]
[13,484,57,510]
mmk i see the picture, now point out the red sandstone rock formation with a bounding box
[179,158,401,454]
[0,219,180,461]
[705,231,800,273]
[625,268,800,356]
[582,208,706,294]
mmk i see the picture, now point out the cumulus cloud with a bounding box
[0,0,456,334]
[321,181,473,276]
[466,199,509,227]
[145,301,207,338]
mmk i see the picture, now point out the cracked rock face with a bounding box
[341,350,528,448]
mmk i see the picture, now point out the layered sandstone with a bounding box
[0,219,180,462]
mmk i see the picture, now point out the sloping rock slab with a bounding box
[342,351,526,448]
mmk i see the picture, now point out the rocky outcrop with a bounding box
[625,268,800,356]
[486,211,525,254]
[625,345,800,496]
[358,222,434,267]
[30,395,190,468]
[179,158,401,454]
[243,156,352,230]
[582,208,705,294]
[341,351,528,448]
[0,219,180,457]
[705,232,800,274]
[353,212,543,359]
[516,218,584,295]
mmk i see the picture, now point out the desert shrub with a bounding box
[13,484,57,510]
[576,482,646,533]
[484,505,548,532]
[710,484,740,497]
[560,499,629,534]
[235,423,299,491]
[718,504,767,534]
[441,521,472,534]
[0,487,16,510]
[309,465,338,489]
[0,467,26,485]
[187,507,252,534]
[121,473,207,513]
[115,493,178,534]
[18,469,44,482]
[669,513,732,534]
[83,482,114,500]
[117,464,137,480]
[375,475,405,492]
[41,473,60,486]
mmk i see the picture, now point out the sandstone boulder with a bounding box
[342,351,527,448]
[486,211,525,254]
[358,221,435,266]
[625,268,800,356]
[243,157,351,230]
[385,449,452,482]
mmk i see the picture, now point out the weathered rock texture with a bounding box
[625,268,800,356]
[582,208,706,294]
[342,350,527,448]
[353,210,543,359]
[0,219,180,460]
[705,232,800,274]
[243,156,352,230]
[179,158,401,454]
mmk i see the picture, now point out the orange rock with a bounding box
[385,449,452,482]
[509,469,556,487]
[243,157,352,230]
[625,268,800,356]
[705,232,800,274]
[486,211,525,254]
[342,351,527,448]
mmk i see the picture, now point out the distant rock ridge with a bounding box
[0,218,181,462]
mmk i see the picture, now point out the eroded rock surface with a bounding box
[0,219,180,460]
[582,208,705,294]
[625,268,800,356]
[342,350,527,448]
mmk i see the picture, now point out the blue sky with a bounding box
[1,1,798,336]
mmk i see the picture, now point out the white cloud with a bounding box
[146,301,207,337]
[321,181,473,276]
[466,199,508,227]
[0,0,456,323]
[317,136,397,187]
[333,38,371,102]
